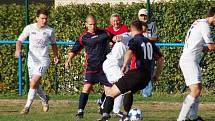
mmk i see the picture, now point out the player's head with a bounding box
[138,8,148,22]
[36,9,49,28]
[85,15,97,33]
[130,20,143,36]
[207,7,215,26]
[110,13,122,30]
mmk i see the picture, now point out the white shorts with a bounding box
[28,60,49,78]
[103,60,123,84]
[179,58,202,86]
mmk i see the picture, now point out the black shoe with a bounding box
[75,111,84,118]
[186,116,204,121]
[119,114,129,121]
[97,116,110,121]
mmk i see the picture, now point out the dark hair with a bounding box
[131,20,143,31]
[37,9,49,17]
[207,7,215,17]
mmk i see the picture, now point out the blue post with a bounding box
[18,53,22,96]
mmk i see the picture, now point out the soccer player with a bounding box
[98,20,164,121]
[138,8,159,97]
[102,32,132,119]
[97,13,129,117]
[177,7,215,121]
[15,9,59,114]
[65,15,112,118]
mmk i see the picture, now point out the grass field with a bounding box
[0,93,215,121]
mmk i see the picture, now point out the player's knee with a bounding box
[82,84,92,93]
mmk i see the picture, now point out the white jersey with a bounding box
[18,23,56,65]
[181,19,214,62]
[106,32,132,67]
[147,21,158,38]
[103,32,132,83]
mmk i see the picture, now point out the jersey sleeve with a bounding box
[18,25,30,42]
[50,29,56,43]
[120,32,132,45]
[200,23,214,44]
[71,35,84,54]
[128,38,137,52]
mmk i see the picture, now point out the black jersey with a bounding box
[128,34,162,78]
[71,28,111,73]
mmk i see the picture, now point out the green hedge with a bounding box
[0,0,215,94]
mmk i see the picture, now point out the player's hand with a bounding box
[121,65,128,74]
[112,35,123,42]
[15,50,21,58]
[54,57,60,65]
[65,59,71,69]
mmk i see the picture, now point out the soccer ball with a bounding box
[128,108,143,121]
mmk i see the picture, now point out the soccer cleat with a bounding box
[42,95,49,112]
[119,114,129,121]
[20,107,29,114]
[76,111,84,118]
[97,115,110,121]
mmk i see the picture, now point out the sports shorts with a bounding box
[115,69,150,94]
[103,60,123,84]
[84,71,112,87]
[179,58,202,86]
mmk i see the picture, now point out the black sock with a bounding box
[78,92,89,110]
[123,93,133,114]
[100,92,106,103]
[103,96,114,114]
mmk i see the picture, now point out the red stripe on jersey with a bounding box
[130,54,137,70]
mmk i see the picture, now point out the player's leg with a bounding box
[112,94,123,115]
[177,84,202,121]
[100,84,121,121]
[21,74,41,114]
[37,85,49,112]
[188,97,200,120]
[177,60,202,121]
[76,83,93,118]
[123,92,133,115]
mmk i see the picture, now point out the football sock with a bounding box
[177,94,195,121]
[188,97,199,120]
[103,96,114,114]
[123,92,133,114]
[37,85,47,103]
[100,92,106,103]
[25,88,37,108]
[113,94,123,113]
[78,92,89,111]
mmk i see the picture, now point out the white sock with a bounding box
[177,94,195,121]
[25,88,37,108]
[188,97,199,120]
[37,85,47,103]
[113,94,123,113]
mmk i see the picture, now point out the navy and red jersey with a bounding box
[106,24,129,35]
[71,28,111,73]
[128,34,162,77]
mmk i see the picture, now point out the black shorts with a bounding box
[85,71,112,87]
[115,69,150,94]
